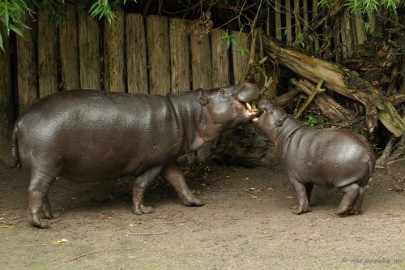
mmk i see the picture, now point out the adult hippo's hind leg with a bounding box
[132,167,163,215]
[336,183,361,216]
[29,170,56,228]
[161,163,204,207]
[42,195,60,219]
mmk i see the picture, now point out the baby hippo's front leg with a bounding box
[288,175,311,214]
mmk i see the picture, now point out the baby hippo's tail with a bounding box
[11,125,21,168]
[366,160,375,184]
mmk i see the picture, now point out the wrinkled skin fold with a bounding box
[12,83,260,228]
[253,99,375,216]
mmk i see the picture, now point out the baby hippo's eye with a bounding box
[269,108,274,114]
[219,89,225,95]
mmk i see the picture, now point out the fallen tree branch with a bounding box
[260,30,405,137]
[294,80,325,119]
[291,78,355,121]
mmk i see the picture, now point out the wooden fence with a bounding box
[9,8,251,114]
[0,2,373,165]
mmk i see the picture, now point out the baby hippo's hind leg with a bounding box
[350,186,365,215]
[336,183,361,216]
[29,170,56,228]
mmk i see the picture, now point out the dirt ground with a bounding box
[0,160,404,270]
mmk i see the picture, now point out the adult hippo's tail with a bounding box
[11,124,21,168]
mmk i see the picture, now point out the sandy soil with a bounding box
[0,161,404,270]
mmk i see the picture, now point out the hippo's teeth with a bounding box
[246,102,258,112]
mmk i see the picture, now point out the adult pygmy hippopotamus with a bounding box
[12,83,260,228]
[253,99,375,216]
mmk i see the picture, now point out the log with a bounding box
[16,16,38,113]
[59,4,80,90]
[147,15,171,95]
[104,11,125,92]
[0,27,14,166]
[211,29,230,87]
[78,10,101,89]
[169,18,191,92]
[38,8,58,97]
[261,31,405,137]
[126,14,148,94]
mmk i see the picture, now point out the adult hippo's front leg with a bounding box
[161,163,204,207]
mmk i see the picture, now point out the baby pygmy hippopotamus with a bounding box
[253,99,376,216]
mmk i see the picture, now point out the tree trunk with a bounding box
[260,31,405,137]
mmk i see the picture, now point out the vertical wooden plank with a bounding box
[126,13,148,94]
[275,0,282,40]
[354,14,367,45]
[312,0,320,50]
[59,4,80,90]
[169,18,191,92]
[285,0,292,45]
[211,29,230,87]
[231,31,249,84]
[341,9,353,58]
[146,15,170,95]
[38,8,58,97]
[190,24,213,89]
[104,11,125,92]
[78,9,101,89]
[303,0,309,32]
[294,0,301,47]
[17,17,38,113]
[0,27,15,166]
[367,11,377,34]
[334,19,342,62]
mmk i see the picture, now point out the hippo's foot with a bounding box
[337,183,362,217]
[134,205,154,215]
[350,209,363,215]
[182,196,205,207]
[31,214,50,229]
[292,199,311,215]
[293,206,311,215]
[42,211,60,220]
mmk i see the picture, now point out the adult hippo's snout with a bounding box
[12,83,260,228]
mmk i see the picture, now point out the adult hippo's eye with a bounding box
[219,89,225,95]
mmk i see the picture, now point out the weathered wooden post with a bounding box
[59,4,80,90]
[0,31,15,166]
[126,13,148,94]
[104,10,125,92]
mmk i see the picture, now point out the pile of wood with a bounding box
[212,28,405,168]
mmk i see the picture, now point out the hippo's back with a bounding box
[284,127,375,187]
[13,90,178,181]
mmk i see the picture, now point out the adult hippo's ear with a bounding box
[198,96,209,106]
